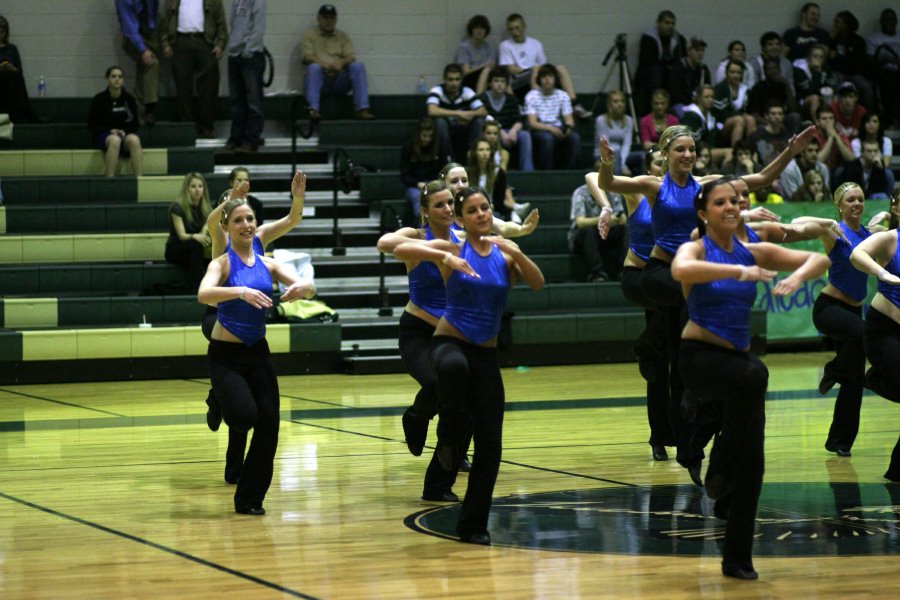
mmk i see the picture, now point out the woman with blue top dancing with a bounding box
[672,177,829,580]
[850,190,900,481]
[394,187,544,545]
[198,197,316,516]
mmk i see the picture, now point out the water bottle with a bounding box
[38,76,46,97]
[416,75,427,94]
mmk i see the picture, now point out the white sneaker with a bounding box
[572,103,592,120]
[510,211,523,224]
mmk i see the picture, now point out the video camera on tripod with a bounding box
[597,33,637,130]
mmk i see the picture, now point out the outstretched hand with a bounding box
[520,208,540,235]
[867,211,891,229]
[744,206,780,223]
[788,125,817,154]
[773,275,802,296]
[280,282,315,302]
[597,210,612,239]
[480,235,521,256]
[291,170,307,198]
[241,287,273,309]
[443,253,480,279]
[597,137,615,165]
[230,179,250,200]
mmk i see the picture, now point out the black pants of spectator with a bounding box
[679,339,767,573]
[165,239,209,290]
[621,266,675,447]
[207,338,280,512]
[573,223,628,282]
[398,311,459,498]
[0,71,40,123]
[202,307,248,483]
[434,116,484,163]
[171,34,219,134]
[862,307,900,480]
[641,257,697,467]
[812,293,865,451]
[431,336,504,538]
[227,51,266,148]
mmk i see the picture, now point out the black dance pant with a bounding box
[207,339,280,511]
[621,266,674,446]
[641,257,697,466]
[431,336,505,537]
[398,311,458,496]
[679,340,768,569]
[203,307,249,476]
[862,307,900,477]
[812,293,865,449]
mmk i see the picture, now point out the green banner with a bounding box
[751,199,891,342]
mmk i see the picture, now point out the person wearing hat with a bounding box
[669,36,711,118]
[301,4,374,120]
[831,81,867,140]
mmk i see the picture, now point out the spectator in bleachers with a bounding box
[481,120,509,171]
[301,4,375,120]
[115,0,160,124]
[219,167,264,225]
[0,15,43,124]
[88,66,144,178]
[782,2,830,61]
[457,15,494,95]
[166,172,212,287]
[525,64,581,170]
[791,168,828,201]
[639,88,678,151]
[712,59,756,147]
[680,84,718,151]
[793,43,837,121]
[692,142,713,176]
[828,10,877,113]
[835,139,894,199]
[669,37,711,119]
[594,90,636,173]
[720,139,762,177]
[568,181,627,283]
[748,32,795,94]
[159,0,229,138]
[748,58,800,133]
[498,13,591,119]
[779,136,830,199]
[811,104,854,178]
[225,0,266,153]
[467,138,527,223]
[479,66,533,171]
[401,117,443,215]
[749,100,792,166]
[867,8,900,129]
[714,40,756,88]
[428,63,486,164]
[831,81,866,140]
[635,10,686,116]
[851,112,895,194]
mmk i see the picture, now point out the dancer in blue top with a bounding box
[850,190,900,481]
[393,187,544,545]
[597,124,816,480]
[794,182,890,456]
[587,146,674,461]
[198,197,316,516]
[672,177,829,580]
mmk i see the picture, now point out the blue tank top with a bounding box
[878,230,900,309]
[652,173,701,255]
[407,226,460,319]
[827,222,871,302]
[216,244,273,346]
[226,236,265,255]
[687,236,758,350]
[628,198,655,262]
[444,241,509,345]
[745,224,761,243]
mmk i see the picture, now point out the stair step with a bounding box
[196,136,320,150]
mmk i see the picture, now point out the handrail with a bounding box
[376,202,404,317]
[290,95,319,174]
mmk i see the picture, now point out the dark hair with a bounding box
[454,186,489,218]
[440,162,466,181]
[443,63,463,79]
[759,31,782,47]
[765,99,786,114]
[890,188,900,230]
[506,13,524,25]
[228,166,250,186]
[694,177,737,237]
[0,15,9,45]
[732,138,755,155]
[466,137,497,195]
[105,65,123,78]
[859,111,885,146]
[466,14,490,37]
[725,59,745,75]
[657,10,675,22]
[801,3,820,14]
[835,10,859,33]
[536,63,559,83]
[410,117,439,162]
[727,40,745,53]
[815,104,834,119]
[487,65,509,83]
[643,144,661,173]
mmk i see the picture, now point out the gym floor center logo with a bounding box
[406,483,900,556]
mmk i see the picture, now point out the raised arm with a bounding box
[491,210,540,238]
[257,171,307,247]
[742,125,816,190]
[585,171,617,239]
[596,137,661,197]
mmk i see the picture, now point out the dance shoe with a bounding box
[458,456,472,472]
[205,390,222,432]
[651,445,669,461]
[687,463,704,488]
[235,506,265,516]
[722,561,758,581]
[402,406,428,456]
[422,491,460,502]
[459,532,491,545]
[818,373,837,395]
[825,442,851,457]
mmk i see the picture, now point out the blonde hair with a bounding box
[176,172,211,228]
[832,181,862,208]
[220,198,252,225]
[659,125,695,173]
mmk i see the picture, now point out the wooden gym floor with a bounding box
[0,351,898,599]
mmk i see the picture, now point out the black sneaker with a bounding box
[205,390,222,432]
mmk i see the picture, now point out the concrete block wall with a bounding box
[1,1,887,98]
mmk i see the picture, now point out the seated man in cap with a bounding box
[668,36,712,118]
[830,81,867,141]
[301,4,374,119]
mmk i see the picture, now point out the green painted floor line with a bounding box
[0,388,877,433]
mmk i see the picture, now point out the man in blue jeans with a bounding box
[301,4,374,120]
[226,0,266,153]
